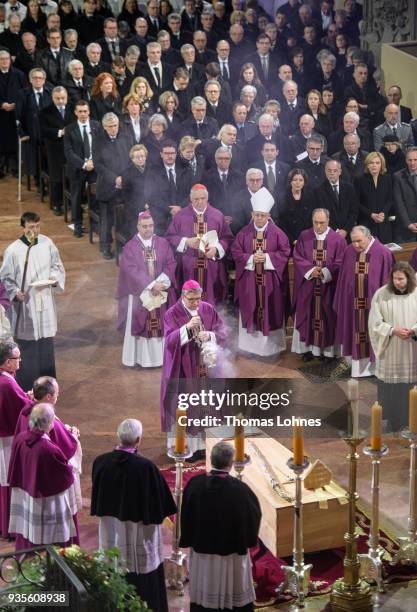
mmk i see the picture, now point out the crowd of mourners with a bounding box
[0,0,417,260]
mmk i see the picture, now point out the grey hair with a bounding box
[241,85,257,95]
[204,79,220,92]
[168,13,181,22]
[215,146,232,159]
[191,96,206,107]
[218,123,236,138]
[68,59,83,74]
[344,111,360,124]
[147,41,161,51]
[102,112,119,126]
[321,53,336,67]
[0,50,11,59]
[29,403,55,432]
[29,67,46,80]
[246,167,263,179]
[306,135,324,147]
[258,113,274,125]
[64,28,77,37]
[282,80,298,92]
[312,208,330,220]
[351,225,371,238]
[344,133,360,144]
[211,441,234,470]
[148,113,168,129]
[181,44,195,53]
[126,45,140,56]
[86,42,102,54]
[325,158,341,169]
[52,86,67,95]
[264,99,281,112]
[117,419,143,445]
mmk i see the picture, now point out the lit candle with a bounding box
[347,379,360,438]
[370,402,382,451]
[234,421,245,462]
[409,386,417,434]
[293,424,304,465]
[175,407,187,454]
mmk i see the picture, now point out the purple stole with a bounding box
[311,238,327,348]
[142,241,162,338]
[253,229,267,332]
[354,251,370,359]
[193,212,208,300]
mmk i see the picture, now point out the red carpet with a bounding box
[160,464,417,606]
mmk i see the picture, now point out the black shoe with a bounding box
[302,351,314,362]
[102,249,114,260]
[81,226,88,233]
[188,449,206,463]
[53,207,63,216]
[74,227,83,238]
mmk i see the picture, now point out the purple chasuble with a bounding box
[333,239,394,361]
[160,299,226,432]
[116,234,177,337]
[411,247,417,273]
[15,401,78,461]
[0,372,28,437]
[231,221,290,334]
[8,429,74,498]
[165,204,233,305]
[293,228,347,348]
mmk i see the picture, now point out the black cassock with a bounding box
[91,450,176,612]
[180,471,262,612]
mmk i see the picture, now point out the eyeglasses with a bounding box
[9,357,22,361]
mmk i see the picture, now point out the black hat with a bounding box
[382,134,399,144]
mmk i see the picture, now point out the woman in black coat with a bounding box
[380,135,406,175]
[121,144,150,236]
[278,168,315,249]
[90,73,122,122]
[353,152,393,244]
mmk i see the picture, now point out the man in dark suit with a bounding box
[84,42,111,79]
[145,139,190,234]
[14,32,37,76]
[253,141,290,207]
[63,29,88,66]
[157,30,182,66]
[180,43,205,85]
[180,96,219,141]
[230,168,279,233]
[0,14,23,58]
[332,133,368,184]
[138,41,174,95]
[167,13,193,48]
[171,67,196,119]
[296,136,327,190]
[228,23,255,60]
[63,60,94,105]
[387,85,413,124]
[181,0,201,33]
[203,79,231,127]
[0,50,26,179]
[201,146,245,219]
[246,113,284,165]
[343,63,386,130]
[127,17,155,61]
[96,17,129,65]
[93,112,131,258]
[36,28,73,87]
[279,80,307,137]
[39,86,74,215]
[393,147,417,243]
[200,11,219,50]
[145,0,167,38]
[199,124,247,173]
[64,100,101,238]
[193,30,217,65]
[289,114,327,162]
[231,102,257,145]
[77,0,104,46]
[215,39,239,89]
[16,67,52,186]
[246,33,279,95]
[314,159,359,239]
[327,111,373,155]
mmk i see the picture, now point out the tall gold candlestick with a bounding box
[330,435,372,611]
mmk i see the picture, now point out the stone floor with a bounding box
[0,175,415,609]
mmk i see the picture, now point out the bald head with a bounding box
[29,403,55,432]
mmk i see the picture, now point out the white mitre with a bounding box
[251,187,274,213]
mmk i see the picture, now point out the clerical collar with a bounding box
[314,227,330,240]
[182,301,198,316]
[193,207,207,215]
[137,234,153,247]
[254,220,269,231]
[20,235,38,246]
[364,237,375,254]
[115,445,137,453]
[209,468,229,477]
[393,287,408,295]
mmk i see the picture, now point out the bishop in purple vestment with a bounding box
[333,226,395,377]
[0,341,28,538]
[231,188,291,357]
[160,281,226,458]
[165,184,233,305]
[8,403,80,551]
[116,212,177,368]
[292,209,347,361]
